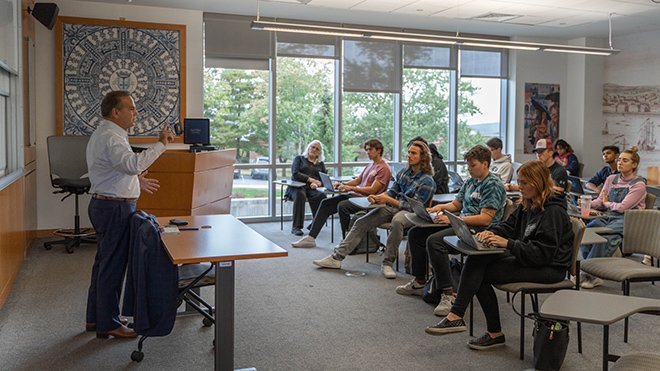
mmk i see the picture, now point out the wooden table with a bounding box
[540,290,660,371]
[273,179,306,230]
[159,215,288,371]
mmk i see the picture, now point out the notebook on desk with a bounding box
[445,211,500,251]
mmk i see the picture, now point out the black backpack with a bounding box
[422,257,463,304]
[347,210,382,255]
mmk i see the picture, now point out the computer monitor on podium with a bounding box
[184,118,215,152]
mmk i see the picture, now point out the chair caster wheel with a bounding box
[131,350,144,362]
[66,246,75,254]
[203,317,213,327]
[44,243,52,250]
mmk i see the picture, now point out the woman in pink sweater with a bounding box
[579,146,647,288]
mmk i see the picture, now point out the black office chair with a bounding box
[44,135,95,253]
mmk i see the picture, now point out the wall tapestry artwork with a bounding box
[55,17,186,136]
[523,83,560,154]
[603,84,660,179]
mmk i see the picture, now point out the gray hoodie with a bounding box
[490,154,513,183]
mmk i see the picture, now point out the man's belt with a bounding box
[92,194,138,202]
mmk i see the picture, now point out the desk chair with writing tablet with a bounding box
[579,209,660,343]
[490,217,585,360]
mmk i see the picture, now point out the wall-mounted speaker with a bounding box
[29,3,59,30]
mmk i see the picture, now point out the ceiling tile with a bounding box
[433,0,513,19]
[307,0,365,9]
[392,0,454,16]
[350,0,418,12]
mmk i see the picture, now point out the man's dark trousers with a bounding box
[86,198,136,332]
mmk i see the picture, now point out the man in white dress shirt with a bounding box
[85,90,173,339]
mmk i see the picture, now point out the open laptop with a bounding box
[406,196,442,225]
[445,211,499,251]
[319,172,351,194]
[568,175,597,195]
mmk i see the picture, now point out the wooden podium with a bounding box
[136,146,236,217]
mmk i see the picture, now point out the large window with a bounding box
[276,57,335,165]
[203,14,510,220]
[342,92,394,165]
[457,77,503,158]
[402,68,451,159]
[204,67,269,217]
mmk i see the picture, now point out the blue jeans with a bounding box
[86,198,136,332]
[580,214,624,259]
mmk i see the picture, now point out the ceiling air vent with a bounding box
[472,13,521,23]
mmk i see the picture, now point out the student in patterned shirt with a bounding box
[312,141,436,279]
[396,145,506,317]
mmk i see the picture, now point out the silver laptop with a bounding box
[445,211,496,251]
[406,196,437,224]
[319,172,350,194]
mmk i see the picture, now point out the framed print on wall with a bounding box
[55,16,186,137]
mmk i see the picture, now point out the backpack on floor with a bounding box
[422,258,463,305]
[347,210,382,255]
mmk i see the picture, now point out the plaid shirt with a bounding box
[387,167,436,211]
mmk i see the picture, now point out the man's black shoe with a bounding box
[425,317,466,335]
[291,227,304,236]
[468,333,506,350]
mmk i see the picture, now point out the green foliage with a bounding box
[203,59,494,166]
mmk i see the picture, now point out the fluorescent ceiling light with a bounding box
[370,35,455,45]
[461,42,539,51]
[251,20,619,56]
[542,48,613,56]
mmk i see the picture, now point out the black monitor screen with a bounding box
[183,118,211,145]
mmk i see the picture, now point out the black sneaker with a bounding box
[468,333,506,350]
[291,227,304,236]
[425,317,467,335]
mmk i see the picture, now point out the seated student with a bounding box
[425,160,573,351]
[291,139,391,248]
[408,136,449,194]
[396,145,506,316]
[554,139,580,176]
[580,146,647,289]
[486,137,513,183]
[312,141,436,279]
[506,138,568,194]
[286,140,327,236]
[586,145,620,193]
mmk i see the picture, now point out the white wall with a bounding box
[508,39,567,164]
[35,0,203,229]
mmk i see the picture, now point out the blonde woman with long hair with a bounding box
[425,160,574,351]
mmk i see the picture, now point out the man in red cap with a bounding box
[506,138,568,193]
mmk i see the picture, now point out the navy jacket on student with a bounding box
[122,210,178,337]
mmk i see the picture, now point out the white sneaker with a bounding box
[381,265,396,279]
[292,235,316,248]
[580,273,605,289]
[313,255,342,269]
[434,294,455,317]
[396,279,425,296]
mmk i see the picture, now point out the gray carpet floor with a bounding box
[1,220,659,371]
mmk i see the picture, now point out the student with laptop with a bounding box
[395,145,506,316]
[425,160,573,351]
[291,139,392,248]
[585,145,620,193]
[312,141,435,279]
